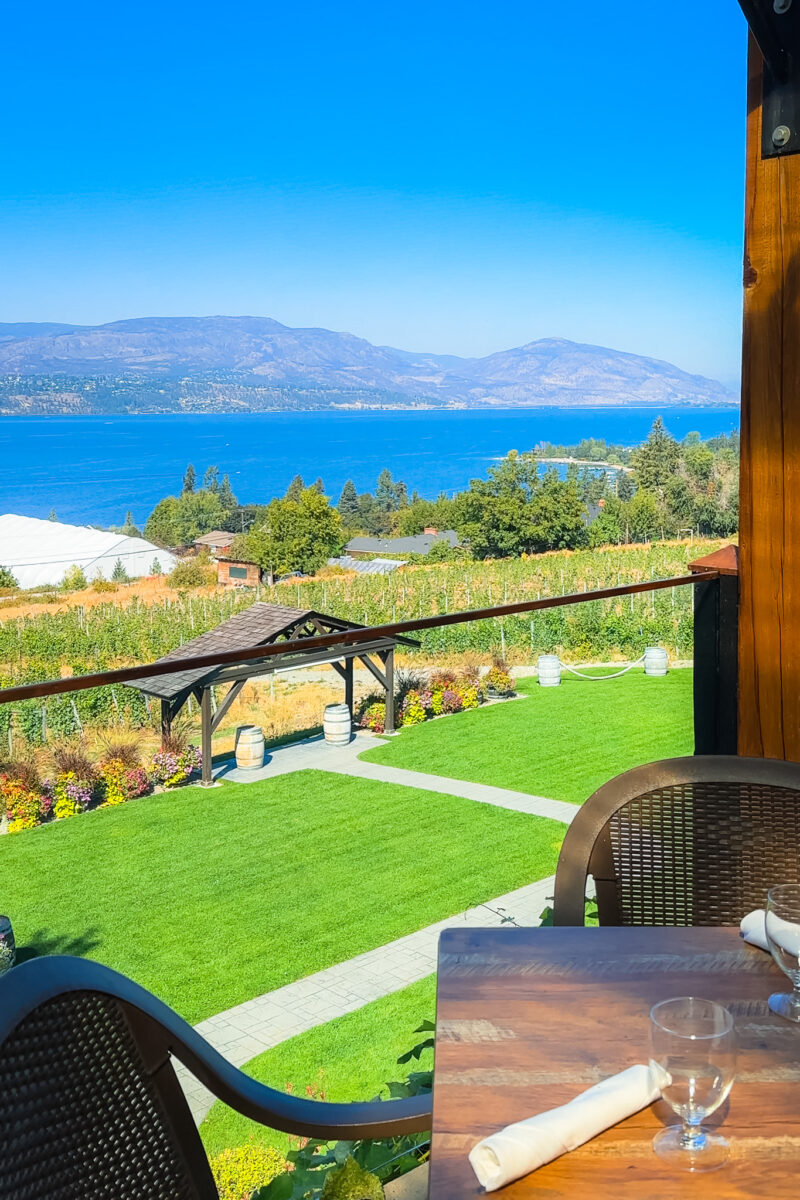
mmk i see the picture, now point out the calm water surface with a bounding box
[5,407,740,527]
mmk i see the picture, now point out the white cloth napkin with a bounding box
[468,1064,661,1192]
[741,909,800,957]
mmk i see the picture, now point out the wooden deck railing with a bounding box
[0,570,720,706]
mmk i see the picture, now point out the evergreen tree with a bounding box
[617,472,635,501]
[48,508,57,522]
[218,474,237,512]
[111,558,129,582]
[203,465,220,492]
[150,557,162,575]
[313,477,325,494]
[0,565,18,588]
[337,480,360,525]
[630,417,680,498]
[182,464,196,494]
[285,475,305,501]
[375,469,398,512]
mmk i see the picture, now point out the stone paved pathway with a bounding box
[177,871,561,1124]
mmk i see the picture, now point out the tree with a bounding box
[630,418,680,498]
[617,472,635,502]
[337,480,360,525]
[219,474,238,513]
[111,558,129,582]
[150,557,162,575]
[61,564,88,591]
[144,491,228,547]
[232,488,343,580]
[313,477,325,494]
[182,464,196,494]
[0,565,18,588]
[113,510,141,537]
[48,508,57,522]
[203,465,220,493]
[285,475,305,501]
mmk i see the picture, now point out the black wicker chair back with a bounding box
[0,957,431,1199]
[552,756,800,926]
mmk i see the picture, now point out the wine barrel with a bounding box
[0,916,16,974]
[537,654,562,687]
[235,725,265,770]
[644,646,669,677]
[324,703,352,746]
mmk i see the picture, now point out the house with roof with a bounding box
[345,527,461,559]
[194,530,236,559]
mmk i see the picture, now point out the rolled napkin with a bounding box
[741,909,769,951]
[468,1064,661,1192]
[741,909,800,957]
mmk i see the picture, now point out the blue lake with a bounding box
[6,407,740,527]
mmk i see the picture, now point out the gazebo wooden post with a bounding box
[344,658,354,716]
[200,687,213,786]
[738,30,800,759]
[160,699,172,748]
[383,647,395,734]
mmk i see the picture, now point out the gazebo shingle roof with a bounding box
[128,602,350,700]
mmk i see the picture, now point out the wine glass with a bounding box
[766,883,800,1021]
[649,997,736,1171]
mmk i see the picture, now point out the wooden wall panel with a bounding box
[739,35,800,759]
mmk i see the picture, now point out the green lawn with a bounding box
[200,974,437,1157]
[0,770,563,1023]
[360,669,694,804]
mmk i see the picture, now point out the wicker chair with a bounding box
[0,955,431,1199]
[552,755,800,927]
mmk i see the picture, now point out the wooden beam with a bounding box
[210,679,246,735]
[200,688,213,785]
[344,658,354,715]
[359,654,387,690]
[383,647,395,734]
[738,34,800,759]
[160,698,172,746]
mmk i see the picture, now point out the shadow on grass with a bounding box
[15,927,102,964]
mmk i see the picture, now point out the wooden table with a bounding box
[430,926,800,1198]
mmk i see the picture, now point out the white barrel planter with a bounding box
[235,725,266,770]
[644,646,669,677]
[324,703,352,746]
[537,654,562,687]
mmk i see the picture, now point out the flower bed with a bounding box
[357,662,514,735]
[0,739,202,834]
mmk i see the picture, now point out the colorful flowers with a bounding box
[150,745,202,788]
[1,775,44,833]
[46,771,94,820]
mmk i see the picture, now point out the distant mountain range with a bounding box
[0,316,737,414]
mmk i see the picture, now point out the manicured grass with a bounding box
[0,770,563,1023]
[200,975,437,1157]
[360,669,694,804]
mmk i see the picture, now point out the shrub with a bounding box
[486,666,514,696]
[359,702,386,734]
[0,565,18,589]
[49,771,93,819]
[61,564,88,591]
[454,683,480,709]
[428,669,457,690]
[151,744,201,787]
[91,573,117,593]
[98,758,150,805]
[440,688,464,714]
[1,775,44,832]
[168,558,216,589]
[111,558,129,583]
[0,759,41,793]
[96,736,141,768]
[394,667,428,707]
[52,742,96,781]
[400,690,427,727]
[210,1142,286,1200]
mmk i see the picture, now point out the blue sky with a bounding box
[1,1,747,383]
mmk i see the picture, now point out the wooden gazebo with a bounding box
[128,603,416,784]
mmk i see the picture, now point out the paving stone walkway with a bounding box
[177,872,560,1124]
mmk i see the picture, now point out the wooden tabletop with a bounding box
[430,926,800,1198]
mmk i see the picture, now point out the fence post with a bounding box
[690,547,739,755]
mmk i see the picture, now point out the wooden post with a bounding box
[344,658,354,716]
[690,547,739,755]
[200,687,213,785]
[160,698,172,748]
[383,647,395,734]
[738,35,800,759]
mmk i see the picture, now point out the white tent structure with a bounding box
[0,514,177,590]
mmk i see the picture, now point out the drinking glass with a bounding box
[766,883,800,1021]
[649,997,736,1171]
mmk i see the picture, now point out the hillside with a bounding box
[0,316,735,413]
